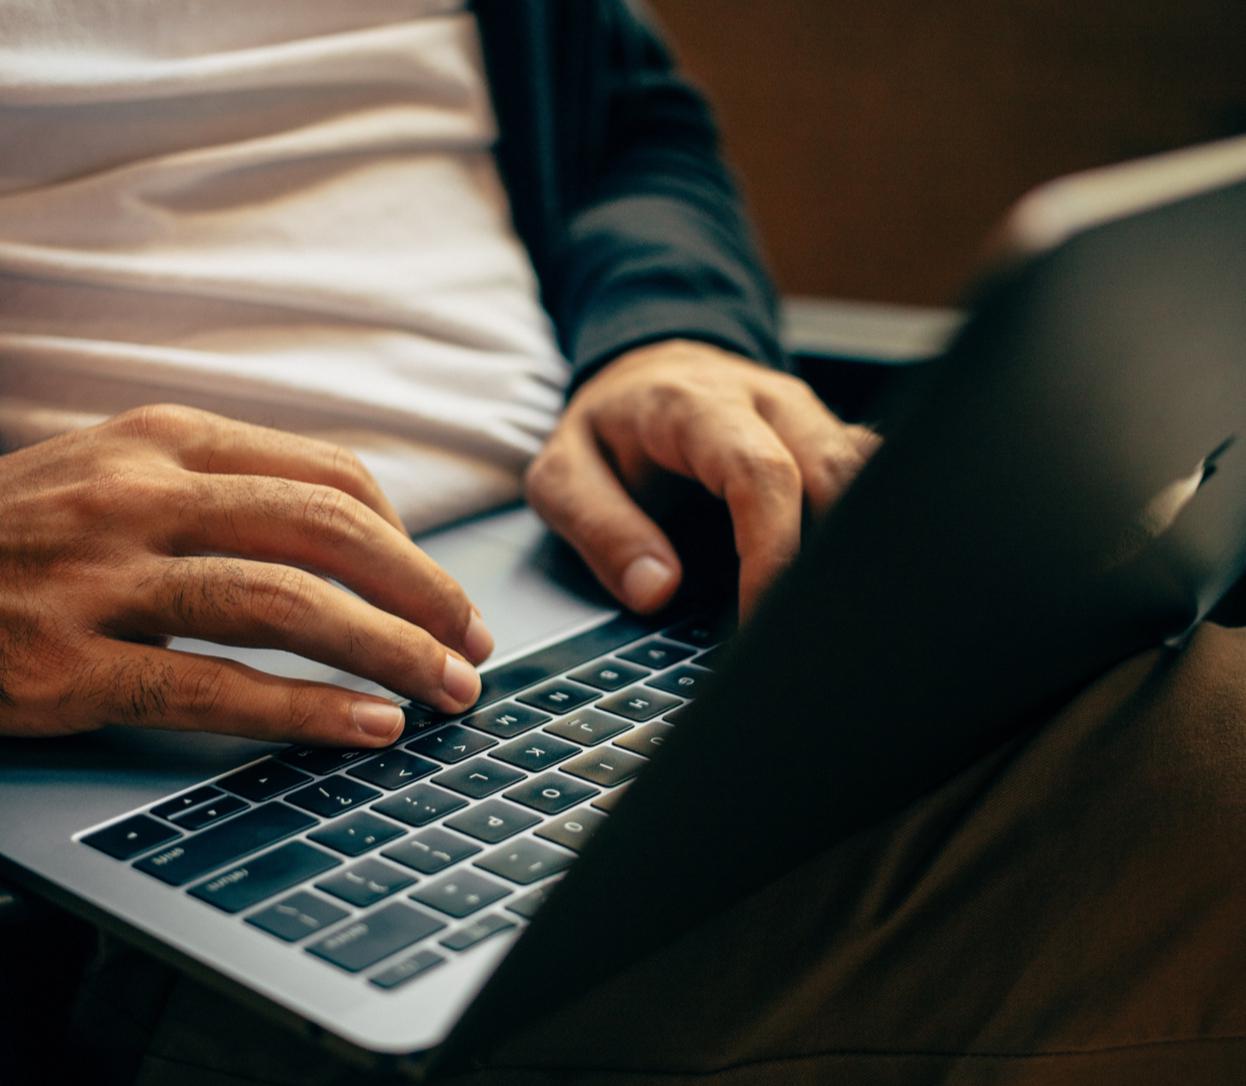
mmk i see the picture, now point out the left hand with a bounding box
[525,339,880,616]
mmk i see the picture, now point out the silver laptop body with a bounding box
[2,137,1246,1077]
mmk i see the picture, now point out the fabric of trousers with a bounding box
[43,622,1246,1085]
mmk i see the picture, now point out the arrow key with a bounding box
[219,759,311,803]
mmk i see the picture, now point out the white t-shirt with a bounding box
[0,0,568,530]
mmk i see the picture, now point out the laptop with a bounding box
[3,136,1246,1079]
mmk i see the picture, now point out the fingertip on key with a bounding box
[622,555,678,613]
[442,653,482,707]
[351,700,405,743]
[464,609,494,664]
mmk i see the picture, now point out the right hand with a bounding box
[0,404,493,745]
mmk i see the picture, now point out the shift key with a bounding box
[135,803,314,887]
[307,901,445,973]
[189,841,339,914]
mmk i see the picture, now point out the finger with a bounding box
[525,422,683,613]
[754,389,882,515]
[624,401,803,616]
[114,404,406,532]
[119,557,481,714]
[87,641,415,747]
[165,474,493,664]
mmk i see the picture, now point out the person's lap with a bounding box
[35,623,1246,1085]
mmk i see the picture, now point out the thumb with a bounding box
[525,424,683,613]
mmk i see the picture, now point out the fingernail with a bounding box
[622,555,677,612]
[463,609,494,664]
[442,653,481,706]
[351,700,405,741]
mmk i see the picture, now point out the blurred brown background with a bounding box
[649,0,1246,305]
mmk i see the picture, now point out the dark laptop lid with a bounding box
[446,139,1246,1061]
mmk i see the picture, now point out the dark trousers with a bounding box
[14,623,1246,1085]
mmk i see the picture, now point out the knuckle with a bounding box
[328,443,371,489]
[113,657,178,725]
[646,377,707,425]
[0,627,63,717]
[247,567,314,632]
[524,446,570,508]
[111,403,203,445]
[732,447,802,493]
[299,485,362,542]
[70,463,186,527]
[826,444,868,480]
[850,424,884,456]
[754,374,810,414]
[284,688,326,740]
[388,622,437,675]
[651,375,698,406]
[179,665,230,718]
[821,431,879,491]
[426,562,467,613]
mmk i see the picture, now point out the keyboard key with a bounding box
[134,803,314,886]
[317,858,415,908]
[614,721,674,756]
[372,783,466,827]
[460,702,549,740]
[694,644,727,670]
[219,760,311,803]
[412,869,509,918]
[617,638,695,670]
[663,616,730,649]
[536,807,608,853]
[190,841,339,914]
[405,724,495,763]
[544,708,632,747]
[491,734,579,773]
[440,913,516,952]
[475,613,652,705]
[347,751,438,790]
[400,705,449,734]
[562,747,648,788]
[83,814,180,861]
[596,686,681,723]
[247,891,349,943]
[307,901,444,973]
[383,827,480,875]
[286,775,380,818]
[277,746,368,776]
[370,947,446,990]
[646,664,712,698]
[309,811,405,857]
[591,785,630,813]
[516,680,598,715]
[475,839,574,886]
[664,703,693,723]
[444,799,539,844]
[567,659,650,692]
[503,772,598,815]
[171,794,248,831]
[433,758,524,799]
[506,881,558,920]
[151,786,223,822]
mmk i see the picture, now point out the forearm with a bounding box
[543,0,786,391]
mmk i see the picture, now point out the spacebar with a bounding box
[134,803,315,887]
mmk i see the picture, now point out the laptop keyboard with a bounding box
[77,613,725,990]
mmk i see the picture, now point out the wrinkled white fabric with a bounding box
[0,0,567,530]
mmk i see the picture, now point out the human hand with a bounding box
[525,339,880,616]
[0,405,493,743]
